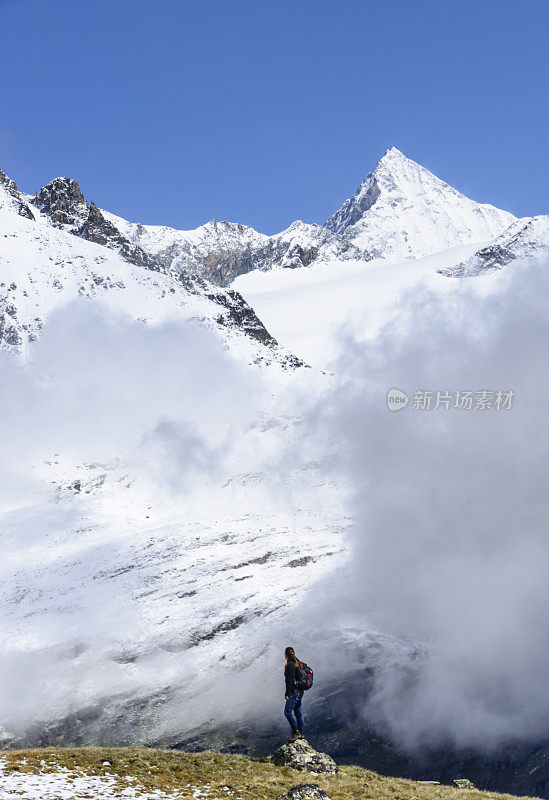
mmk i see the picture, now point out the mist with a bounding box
[2,258,549,755]
[0,300,335,743]
[297,258,549,752]
[0,302,273,738]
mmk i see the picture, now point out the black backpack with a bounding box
[296,662,314,691]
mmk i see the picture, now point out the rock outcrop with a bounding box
[33,178,157,270]
[272,739,338,775]
[278,785,331,800]
[453,779,477,790]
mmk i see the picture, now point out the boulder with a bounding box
[453,779,477,790]
[272,738,338,775]
[278,785,331,800]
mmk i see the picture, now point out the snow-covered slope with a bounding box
[325,147,516,260]
[439,214,549,277]
[234,243,486,368]
[0,173,300,366]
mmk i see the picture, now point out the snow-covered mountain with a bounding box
[325,146,515,260]
[1,151,547,788]
[439,214,549,277]
[17,147,518,290]
[0,170,300,366]
[0,163,349,753]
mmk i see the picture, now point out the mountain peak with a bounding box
[378,145,407,163]
[33,176,88,230]
[325,148,516,259]
[373,147,430,188]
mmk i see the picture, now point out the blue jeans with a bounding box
[284,689,304,732]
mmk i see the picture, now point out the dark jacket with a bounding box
[285,662,298,695]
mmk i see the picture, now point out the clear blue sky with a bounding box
[1,0,547,233]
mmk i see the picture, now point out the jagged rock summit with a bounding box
[272,738,338,775]
[325,146,515,260]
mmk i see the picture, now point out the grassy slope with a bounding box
[0,747,542,800]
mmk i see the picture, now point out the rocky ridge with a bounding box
[100,213,363,287]
[22,146,519,289]
[0,171,301,363]
[439,214,549,277]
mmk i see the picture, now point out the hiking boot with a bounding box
[288,731,299,743]
[296,731,304,739]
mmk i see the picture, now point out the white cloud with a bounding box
[295,257,549,751]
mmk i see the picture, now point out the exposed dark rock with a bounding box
[288,556,314,568]
[272,739,338,775]
[210,287,278,346]
[79,202,157,270]
[227,552,274,570]
[439,243,516,278]
[325,174,381,234]
[33,180,157,270]
[33,177,88,230]
[453,779,477,790]
[278,784,331,800]
[0,296,23,348]
[438,217,549,278]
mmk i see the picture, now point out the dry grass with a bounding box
[0,746,541,800]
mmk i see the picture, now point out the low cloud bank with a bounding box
[2,257,549,754]
[0,304,270,737]
[299,259,549,751]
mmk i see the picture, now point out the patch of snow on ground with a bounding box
[0,758,239,799]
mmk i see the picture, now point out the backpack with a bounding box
[295,662,314,691]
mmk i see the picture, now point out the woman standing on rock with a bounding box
[284,646,305,742]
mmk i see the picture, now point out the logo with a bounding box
[387,388,409,411]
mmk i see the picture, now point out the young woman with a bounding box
[284,646,305,742]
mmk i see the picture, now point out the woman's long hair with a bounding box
[285,646,302,670]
